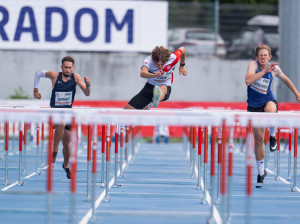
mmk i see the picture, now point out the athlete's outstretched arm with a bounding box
[275,66,300,103]
[33,70,58,99]
[74,73,91,96]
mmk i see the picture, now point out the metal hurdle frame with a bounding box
[1,107,300,224]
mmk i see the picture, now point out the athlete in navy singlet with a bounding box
[245,45,300,187]
[33,56,91,179]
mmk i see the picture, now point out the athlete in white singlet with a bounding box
[124,46,187,110]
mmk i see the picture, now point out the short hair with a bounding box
[254,44,272,57]
[61,56,75,65]
[151,46,171,64]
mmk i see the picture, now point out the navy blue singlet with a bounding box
[50,72,76,108]
[247,61,276,107]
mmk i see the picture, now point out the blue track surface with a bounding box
[0,138,300,224]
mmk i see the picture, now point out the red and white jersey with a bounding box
[142,49,182,86]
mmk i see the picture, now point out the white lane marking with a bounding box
[266,168,291,184]
[195,165,222,224]
[1,172,36,191]
[79,158,130,224]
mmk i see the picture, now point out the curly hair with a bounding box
[254,44,272,57]
[151,46,171,64]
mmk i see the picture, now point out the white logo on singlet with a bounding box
[55,91,72,106]
[250,78,270,94]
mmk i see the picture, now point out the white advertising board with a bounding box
[0,0,168,52]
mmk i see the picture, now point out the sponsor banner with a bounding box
[0,0,168,52]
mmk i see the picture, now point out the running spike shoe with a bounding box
[62,164,71,179]
[152,85,161,108]
[256,170,267,188]
[270,136,277,152]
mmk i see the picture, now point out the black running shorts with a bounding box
[53,124,71,131]
[128,83,171,109]
[247,100,278,112]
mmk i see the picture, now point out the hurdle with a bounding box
[201,126,209,205]
[196,126,203,190]
[1,107,300,224]
[85,124,92,202]
[4,122,9,185]
[35,123,41,175]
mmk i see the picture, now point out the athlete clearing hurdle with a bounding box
[33,56,91,179]
[245,44,300,187]
[124,46,187,110]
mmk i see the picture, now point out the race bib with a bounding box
[250,78,270,94]
[55,91,72,106]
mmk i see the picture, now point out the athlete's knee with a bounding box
[264,101,277,112]
[255,136,264,145]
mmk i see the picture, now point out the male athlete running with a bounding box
[245,45,300,187]
[124,46,187,110]
[33,56,91,179]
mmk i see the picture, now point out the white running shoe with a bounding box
[152,86,161,108]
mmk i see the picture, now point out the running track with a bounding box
[0,137,299,224]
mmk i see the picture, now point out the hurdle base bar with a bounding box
[85,161,91,202]
[85,196,91,202]
[113,153,119,188]
[207,175,216,224]
[201,163,208,205]
[196,155,202,190]
[100,154,105,188]
[104,161,111,203]
[90,173,97,221]
[119,145,124,178]
[22,144,27,176]
[189,142,193,170]
[215,163,222,205]
[4,151,9,185]
[3,180,10,186]
[17,180,24,186]
[287,150,292,181]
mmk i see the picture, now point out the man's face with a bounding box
[155,61,165,70]
[61,61,74,77]
[256,49,271,65]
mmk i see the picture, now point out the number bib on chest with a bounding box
[250,78,270,94]
[55,91,72,106]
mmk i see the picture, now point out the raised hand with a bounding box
[84,76,90,86]
[154,70,164,77]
